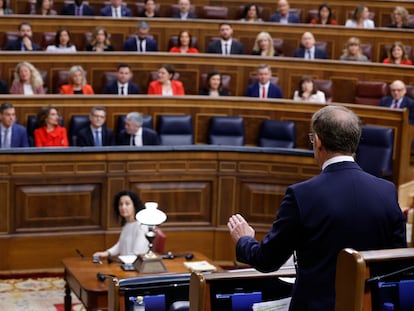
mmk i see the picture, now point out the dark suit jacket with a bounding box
[123,36,158,52]
[293,47,328,59]
[206,39,244,55]
[4,38,41,51]
[0,80,9,94]
[103,81,141,95]
[171,12,197,19]
[117,128,160,146]
[100,5,132,17]
[199,89,229,96]
[76,125,115,147]
[0,124,29,147]
[245,82,283,98]
[269,12,300,23]
[380,95,414,124]
[60,3,95,16]
[236,161,406,311]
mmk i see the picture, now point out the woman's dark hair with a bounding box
[36,105,58,127]
[177,30,192,47]
[113,190,145,226]
[318,3,333,23]
[54,28,73,47]
[206,70,222,90]
[298,76,317,97]
[242,3,260,19]
[160,64,175,79]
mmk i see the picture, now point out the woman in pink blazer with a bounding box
[147,64,185,96]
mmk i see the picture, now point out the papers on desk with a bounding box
[183,260,217,272]
[118,255,137,265]
[253,297,291,311]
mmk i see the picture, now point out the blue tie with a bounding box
[94,130,101,146]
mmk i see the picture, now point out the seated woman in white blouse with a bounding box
[46,28,77,52]
[293,76,326,103]
[345,5,375,28]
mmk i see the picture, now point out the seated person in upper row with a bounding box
[138,0,160,18]
[123,21,158,52]
[100,0,132,17]
[77,106,116,147]
[206,23,244,55]
[240,3,263,22]
[103,63,141,95]
[270,0,300,24]
[293,32,328,59]
[0,0,13,15]
[199,70,229,96]
[85,26,115,52]
[117,112,160,146]
[60,65,95,95]
[10,62,45,95]
[383,41,412,65]
[339,37,369,62]
[251,32,278,57]
[345,5,375,28]
[0,102,29,148]
[148,64,185,96]
[35,0,57,16]
[34,105,69,147]
[46,28,77,53]
[387,6,412,29]
[61,0,95,16]
[380,80,414,124]
[293,76,326,103]
[245,64,283,99]
[172,0,197,19]
[169,30,199,54]
[4,22,41,51]
[310,3,337,25]
[0,79,8,94]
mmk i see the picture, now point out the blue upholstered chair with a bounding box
[157,115,194,145]
[69,114,90,146]
[208,116,245,146]
[258,120,296,148]
[355,125,394,178]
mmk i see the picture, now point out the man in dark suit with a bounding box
[245,64,283,99]
[117,112,159,146]
[380,80,414,124]
[100,0,132,17]
[60,0,95,16]
[76,106,115,147]
[4,22,41,51]
[293,32,328,59]
[206,23,244,55]
[228,105,406,311]
[103,64,141,95]
[269,0,300,23]
[171,0,197,19]
[0,102,29,148]
[123,21,159,52]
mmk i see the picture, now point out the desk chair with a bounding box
[69,114,90,146]
[207,116,245,146]
[258,120,296,148]
[354,81,388,106]
[157,115,194,145]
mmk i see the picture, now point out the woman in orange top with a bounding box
[383,41,412,65]
[34,105,69,147]
[147,64,185,96]
[169,30,199,54]
[60,65,95,94]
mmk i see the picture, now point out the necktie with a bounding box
[261,86,266,99]
[76,6,80,16]
[131,135,136,146]
[94,130,101,146]
[224,43,228,55]
[120,86,125,95]
[392,99,399,109]
[307,49,312,59]
[2,128,10,148]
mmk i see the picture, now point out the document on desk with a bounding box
[183,261,217,272]
[252,297,291,311]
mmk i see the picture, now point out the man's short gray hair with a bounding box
[126,112,143,126]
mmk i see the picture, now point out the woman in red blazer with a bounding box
[34,105,69,147]
[147,64,185,96]
[169,30,199,54]
[60,65,95,94]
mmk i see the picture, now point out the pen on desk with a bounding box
[76,249,85,258]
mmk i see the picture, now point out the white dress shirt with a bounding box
[131,127,143,146]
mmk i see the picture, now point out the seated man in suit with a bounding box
[123,21,159,52]
[269,0,300,23]
[4,22,41,51]
[103,63,141,95]
[380,80,414,124]
[293,32,329,60]
[100,0,132,17]
[245,64,283,99]
[206,23,244,55]
[77,106,115,147]
[117,112,160,146]
[60,0,95,16]
[172,0,197,19]
[0,102,29,148]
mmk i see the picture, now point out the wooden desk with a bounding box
[62,252,215,311]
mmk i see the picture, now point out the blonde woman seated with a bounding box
[60,65,95,94]
[85,26,115,52]
[10,61,45,95]
[387,6,411,29]
[383,42,412,65]
[339,37,369,62]
[251,32,278,56]
[293,76,326,103]
[46,28,77,53]
[345,5,375,28]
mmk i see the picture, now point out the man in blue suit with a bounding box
[100,0,132,17]
[0,102,29,148]
[293,32,328,59]
[117,112,159,146]
[123,21,158,52]
[4,22,41,51]
[269,0,300,23]
[60,0,95,16]
[245,64,283,99]
[206,23,244,55]
[103,64,141,95]
[380,80,414,124]
[228,105,406,311]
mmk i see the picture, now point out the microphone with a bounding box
[75,249,85,258]
[161,252,194,260]
[96,272,116,282]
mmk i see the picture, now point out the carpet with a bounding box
[0,276,84,311]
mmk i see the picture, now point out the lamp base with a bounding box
[134,254,167,274]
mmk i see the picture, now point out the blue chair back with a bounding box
[208,116,245,146]
[69,115,90,146]
[258,120,296,148]
[157,115,194,145]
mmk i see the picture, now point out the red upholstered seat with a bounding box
[354,81,388,106]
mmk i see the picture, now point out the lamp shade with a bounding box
[136,202,167,225]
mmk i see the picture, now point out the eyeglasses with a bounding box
[92,114,105,119]
[308,132,315,144]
